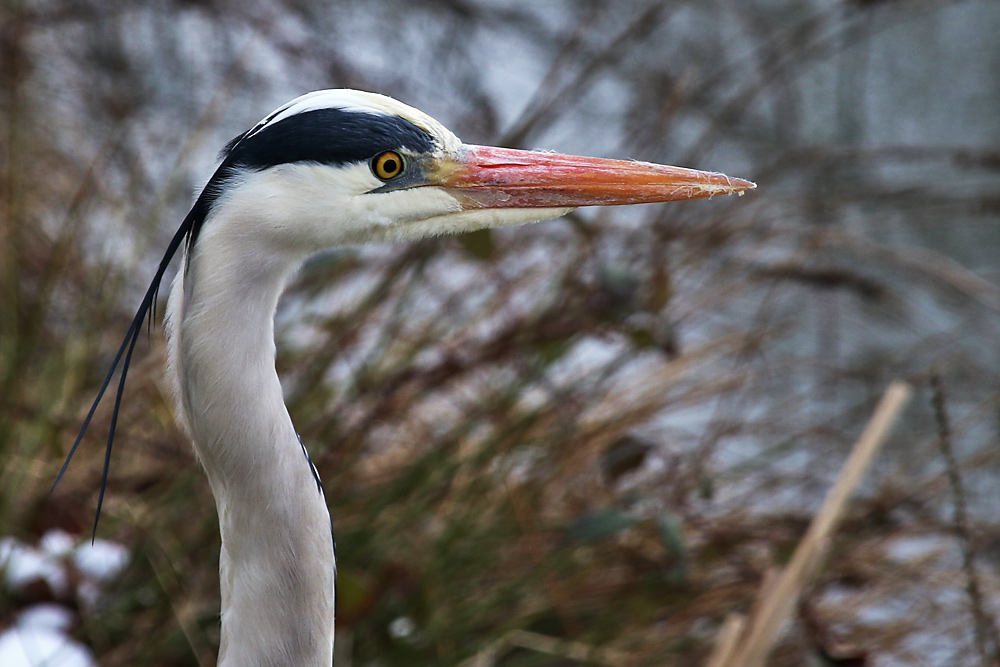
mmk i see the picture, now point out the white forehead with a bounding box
[244,89,462,152]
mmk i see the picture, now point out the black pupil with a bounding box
[381,156,398,174]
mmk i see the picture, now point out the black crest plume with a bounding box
[51,205,197,540]
[51,153,225,540]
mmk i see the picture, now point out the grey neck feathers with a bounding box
[165,216,336,667]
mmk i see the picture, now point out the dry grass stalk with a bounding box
[719,381,912,667]
[705,614,746,667]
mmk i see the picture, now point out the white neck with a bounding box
[165,205,336,666]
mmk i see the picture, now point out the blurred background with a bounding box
[2,0,1000,665]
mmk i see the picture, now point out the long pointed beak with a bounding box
[434,145,755,210]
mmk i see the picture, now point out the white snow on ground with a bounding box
[0,530,130,667]
[73,539,130,582]
[0,605,95,667]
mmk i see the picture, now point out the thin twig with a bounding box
[930,371,1000,666]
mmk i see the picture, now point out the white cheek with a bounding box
[218,164,374,242]
[203,164,569,250]
[213,164,468,247]
[333,162,385,195]
[343,187,464,230]
[266,163,465,234]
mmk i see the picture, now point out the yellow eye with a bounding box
[372,151,405,180]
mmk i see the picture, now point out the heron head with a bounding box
[190,89,754,254]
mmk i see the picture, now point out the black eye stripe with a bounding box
[190,108,435,248]
[222,108,433,171]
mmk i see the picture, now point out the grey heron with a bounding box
[55,89,754,665]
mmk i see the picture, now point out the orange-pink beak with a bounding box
[436,145,755,209]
